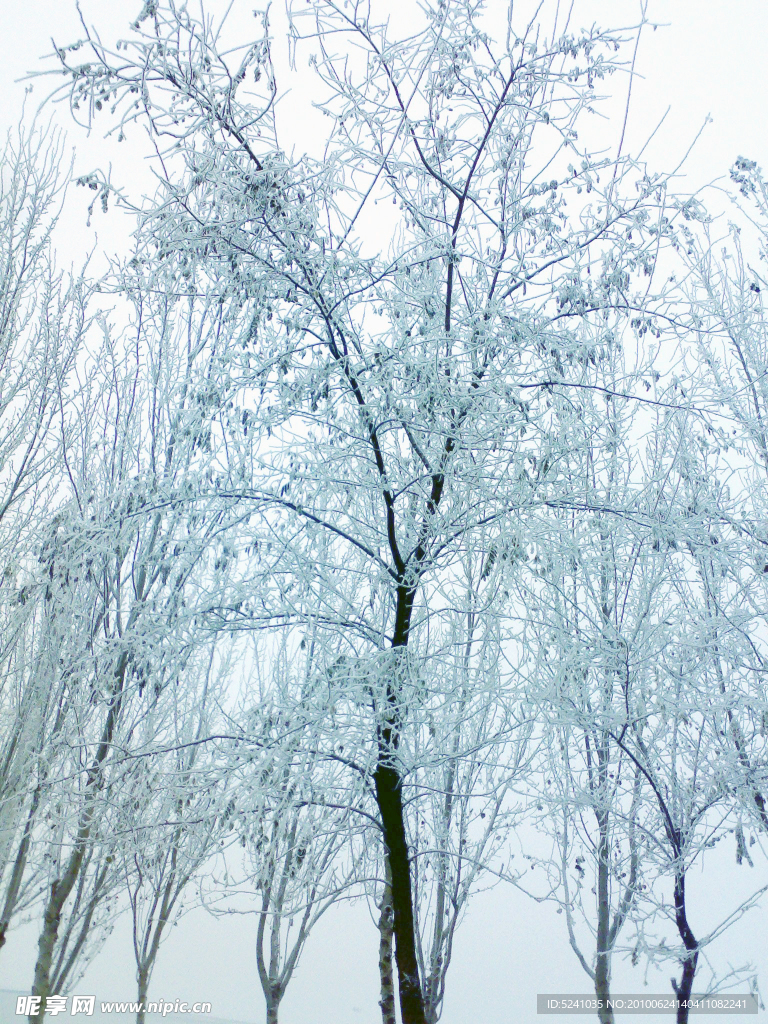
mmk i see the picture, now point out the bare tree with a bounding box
[507,280,768,1021]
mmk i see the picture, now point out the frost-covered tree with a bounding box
[514,350,677,1019]
[678,161,768,838]
[50,2,696,1017]
[400,554,526,1024]
[122,646,233,1024]
[0,121,91,956]
[217,632,366,1024]
[522,394,768,1023]
[18,259,260,1017]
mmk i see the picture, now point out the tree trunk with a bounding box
[378,862,396,1024]
[671,869,698,1024]
[29,847,86,1024]
[0,785,41,953]
[372,588,426,1024]
[29,656,128,1024]
[374,757,424,1024]
[137,967,149,1024]
[265,988,281,1024]
[595,813,614,1024]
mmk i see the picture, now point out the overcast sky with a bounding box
[2,0,767,271]
[1,3,767,1022]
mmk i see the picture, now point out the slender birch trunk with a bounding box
[378,861,396,1024]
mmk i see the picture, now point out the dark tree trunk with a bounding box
[671,869,698,1024]
[29,845,88,1024]
[373,584,426,1024]
[374,759,424,1024]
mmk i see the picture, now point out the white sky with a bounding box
[1,2,767,1022]
[2,0,767,269]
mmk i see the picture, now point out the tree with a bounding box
[120,645,233,1024]
[52,2,690,1018]
[400,553,526,1024]
[534,416,766,1023]
[679,160,768,836]
[514,348,674,1021]
[0,120,91,957]
[219,631,366,1024]
[19,254,260,1018]
[632,417,768,1023]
